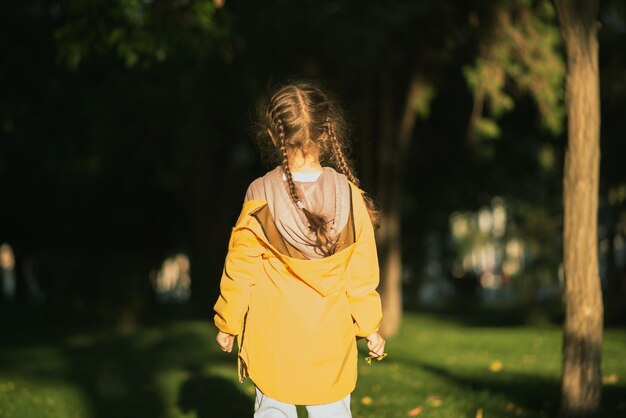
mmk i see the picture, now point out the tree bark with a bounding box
[377,70,402,338]
[377,67,424,337]
[555,1,603,417]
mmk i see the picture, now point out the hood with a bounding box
[246,166,352,260]
[233,194,358,297]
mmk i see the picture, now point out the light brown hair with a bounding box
[258,82,380,257]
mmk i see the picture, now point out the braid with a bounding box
[277,116,338,256]
[260,82,380,255]
[326,117,359,186]
[326,116,381,229]
[276,118,302,208]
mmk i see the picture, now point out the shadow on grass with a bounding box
[59,326,243,418]
[406,300,564,328]
[178,367,253,418]
[0,305,248,418]
[396,357,625,418]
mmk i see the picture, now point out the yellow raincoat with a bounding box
[214,182,382,405]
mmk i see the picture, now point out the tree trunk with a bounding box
[555,1,604,417]
[377,70,402,338]
[377,67,425,337]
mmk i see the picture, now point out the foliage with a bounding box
[464,0,565,140]
[54,0,232,69]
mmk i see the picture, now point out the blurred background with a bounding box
[2,0,625,326]
[1,1,625,417]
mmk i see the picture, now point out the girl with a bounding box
[214,82,385,418]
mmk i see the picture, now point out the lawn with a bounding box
[0,310,624,418]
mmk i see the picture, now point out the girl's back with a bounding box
[213,82,385,413]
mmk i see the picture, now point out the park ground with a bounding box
[0,310,625,418]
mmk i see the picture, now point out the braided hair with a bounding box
[261,82,380,256]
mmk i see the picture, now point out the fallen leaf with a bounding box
[427,395,442,407]
[361,396,373,406]
[407,406,423,416]
[602,374,618,385]
[475,408,483,418]
[0,382,15,392]
[489,360,503,372]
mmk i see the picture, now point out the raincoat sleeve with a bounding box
[346,189,383,338]
[213,225,264,336]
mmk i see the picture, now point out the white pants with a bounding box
[254,387,352,418]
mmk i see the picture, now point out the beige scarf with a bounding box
[245,166,351,259]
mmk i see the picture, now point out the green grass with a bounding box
[0,311,624,418]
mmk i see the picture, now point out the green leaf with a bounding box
[475,117,501,140]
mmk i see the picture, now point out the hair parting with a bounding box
[277,116,338,256]
[260,82,381,257]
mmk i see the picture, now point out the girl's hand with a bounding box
[366,331,386,358]
[216,331,236,353]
